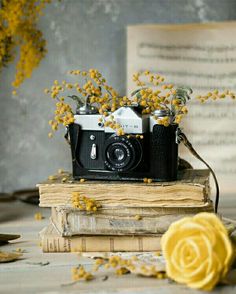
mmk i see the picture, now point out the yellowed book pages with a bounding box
[82,202,214,217]
[38,169,210,208]
[51,202,214,236]
[39,224,162,252]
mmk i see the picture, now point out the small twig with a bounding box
[102,275,109,281]
[26,261,50,266]
[61,281,79,287]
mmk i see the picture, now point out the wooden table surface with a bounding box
[0,196,236,294]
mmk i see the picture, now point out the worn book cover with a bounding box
[38,169,210,208]
[51,202,214,236]
[39,224,162,252]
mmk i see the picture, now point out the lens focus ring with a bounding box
[104,135,142,172]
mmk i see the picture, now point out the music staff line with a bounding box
[190,138,236,146]
[138,43,236,52]
[188,111,236,119]
[141,80,236,91]
[137,52,236,63]
[139,69,236,80]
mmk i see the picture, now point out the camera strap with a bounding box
[178,131,219,213]
[64,126,70,145]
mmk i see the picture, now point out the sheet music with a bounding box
[127,23,236,195]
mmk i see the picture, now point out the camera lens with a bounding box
[104,135,143,172]
[106,143,129,168]
[113,148,125,161]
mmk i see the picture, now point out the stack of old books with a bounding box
[38,169,214,252]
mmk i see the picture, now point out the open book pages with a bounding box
[39,224,162,253]
[127,22,236,195]
[51,202,214,236]
[38,169,210,208]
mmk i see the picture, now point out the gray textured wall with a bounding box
[0,0,236,192]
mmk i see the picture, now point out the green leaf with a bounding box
[174,87,193,105]
[131,88,142,97]
[136,92,142,99]
[131,87,148,97]
[68,95,85,107]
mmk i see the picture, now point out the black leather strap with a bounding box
[64,126,71,145]
[178,131,219,213]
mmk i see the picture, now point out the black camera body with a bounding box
[68,106,179,182]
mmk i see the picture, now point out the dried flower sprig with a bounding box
[45,69,190,137]
[45,69,236,137]
[196,89,236,103]
[132,71,192,126]
[45,69,125,137]
[71,192,101,212]
[0,0,51,93]
[72,254,167,284]
[71,265,94,281]
[34,212,44,221]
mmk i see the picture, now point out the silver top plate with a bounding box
[73,106,171,133]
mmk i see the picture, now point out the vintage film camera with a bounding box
[68,104,179,182]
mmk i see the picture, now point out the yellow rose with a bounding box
[161,213,234,291]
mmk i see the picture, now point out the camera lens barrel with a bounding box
[104,135,142,172]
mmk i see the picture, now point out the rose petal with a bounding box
[194,213,228,235]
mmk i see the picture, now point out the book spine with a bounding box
[51,203,214,237]
[51,208,199,236]
[92,202,214,217]
[41,234,161,253]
